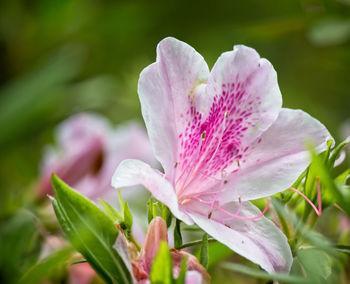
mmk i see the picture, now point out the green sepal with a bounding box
[99,198,123,223]
[174,219,183,249]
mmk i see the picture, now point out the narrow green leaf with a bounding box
[150,241,173,284]
[174,219,183,249]
[147,197,153,223]
[221,262,310,283]
[161,204,172,228]
[19,247,74,284]
[335,169,350,184]
[99,199,123,223]
[199,233,209,269]
[297,247,332,281]
[0,211,42,283]
[123,202,133,230]
[328,139,349,168]
[195,242,233,268]
[175,256,187,284]
[71,258,88,265]
[50,174,132,284]
[334,245,350,254]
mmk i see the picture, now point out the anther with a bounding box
[201,131,206,141]
[207,211,212,219]
[174,162,178,168]
[236,159,241,167]
[225,110,230,118]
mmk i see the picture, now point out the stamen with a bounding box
[193,197,269,221]
[289,178,322,216]
[182,112,230,193]
[220,198,269,221]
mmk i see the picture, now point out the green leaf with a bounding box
[221,262,310,283]
[161,204,172,228]
[297,247,332,281]
[328,139,350,168]
[309,147,350,214]
[150,241,173,284]
[335,169,350,184]
[71,258,88,265]
[195,242,233,268]
[99,199,123,223]
[174,219,183,249]
[199,233,209,269]
[0,211,42,283]
[50,174,133,284]
[334,245,350,254]
[19,247,74,284]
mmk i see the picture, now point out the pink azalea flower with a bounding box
[112,37,332,273]
[38,113,155,203]
[38,113,156,244]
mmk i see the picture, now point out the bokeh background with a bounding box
[0,0,349,283]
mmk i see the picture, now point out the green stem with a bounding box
[177,238,216,249]
[276,207,290,240]
[130,234,141,251]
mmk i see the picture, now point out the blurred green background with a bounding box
[0,0,349,282]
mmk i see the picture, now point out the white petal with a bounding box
[138,37,209,183]
[111,159,193,224]
[219,108,332,201]
[187,201,292,273]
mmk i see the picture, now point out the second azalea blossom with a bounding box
[112,37,332,273]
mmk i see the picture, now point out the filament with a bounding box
[289,177,322,216]
[193,196,269,221]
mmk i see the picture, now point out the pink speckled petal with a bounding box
[176,45,282,197]
[187,201,292,274]
[111,159,194,225]
[138,37,209,184]
[219,108,332,202]
[207,45,282,146]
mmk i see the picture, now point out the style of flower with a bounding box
[112,37,332,273]
[38,112,155,204]
[116,216,210,284]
